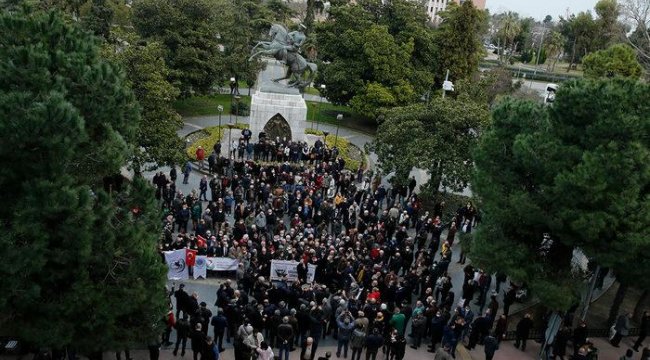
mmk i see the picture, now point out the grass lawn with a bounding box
[303,85,323,96]
[173,94,251,117]
[305,100,376,134]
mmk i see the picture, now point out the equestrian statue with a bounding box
[250,23,317,89]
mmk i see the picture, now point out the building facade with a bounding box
[425,0,486,23]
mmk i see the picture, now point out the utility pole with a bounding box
[442,70,450,99]
[534,22,546,76]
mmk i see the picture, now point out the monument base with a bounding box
[249,90,307,143]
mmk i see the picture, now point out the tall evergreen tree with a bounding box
[433,1,488,84]
[0,9,166,353]
[472,79,650,311]
[110,41,185,169]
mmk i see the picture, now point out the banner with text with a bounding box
[270,260,316,283]
[164,249,189,280]
[206,257,239,271]
[194,256,208,279]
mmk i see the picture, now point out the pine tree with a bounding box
[0,9,167,353]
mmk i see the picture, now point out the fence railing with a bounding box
[501,327,640,341]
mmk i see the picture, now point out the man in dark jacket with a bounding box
[211,309,228,352]
[428,312,445,353]
[365,328,384,360]
[191,323,207,360]
[174,284,190,319]
[633,310,649,352]
[174,314,191,356]
[483,333,499,360]
[277,316,295,360]
[514,313,533,351]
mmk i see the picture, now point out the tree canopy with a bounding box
[582,43,643,78]
[0,9,166,352]
[432,1,488,84]
[132,0,222,96]
[371,96,490,190]
[315,0,437,119]
[472,79,650,310]
[108,41,186,169]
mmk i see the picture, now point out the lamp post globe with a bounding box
[217,105,224,128]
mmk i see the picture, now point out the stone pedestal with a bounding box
[249,59,307,142]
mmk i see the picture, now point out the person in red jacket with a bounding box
[196,146,206,170]
[163,308,176,346]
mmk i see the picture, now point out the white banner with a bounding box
[164,249,189,280]
[206,257,239,271]
[194,256,208,279]
[270,260,317,283]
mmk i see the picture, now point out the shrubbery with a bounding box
[185,124,249,159]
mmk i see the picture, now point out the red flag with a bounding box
[196,235,207,249]
[186,249,198,267]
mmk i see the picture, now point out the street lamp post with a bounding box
[234,95,241,126]
[227,124,234,158]
[230,77,236,123]
[217,105,224,128]
[317,84,326,131]
[335,113,342,147]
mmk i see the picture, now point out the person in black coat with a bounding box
[191,323,207,360]
[174,314,191,356]
[483,333,499,360]
[634,310,649,352]
[174,284,190,319]
[365,328,384,360]
[211,309,228,351]
[514,313,534,351]
[553,325,571,360]
[573,321,588,356]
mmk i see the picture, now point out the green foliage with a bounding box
[185,124,249,159]
[214,0,265,89]
[455,67,519,106]
[0,9,166,352]
[231,99,250,116]
[132,0,222,96]
[434,1,488,84]
[109,41,185,169]
[371,97,490,189]
[582,43,643,79]
[628,25,650,73]
[82,0,113,40]
[173,94,251,117]
[315,0,437,119]
[472,79,650,310]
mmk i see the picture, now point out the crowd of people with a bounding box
[150,132,649,360]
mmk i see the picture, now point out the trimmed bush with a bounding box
[230,100,250,116]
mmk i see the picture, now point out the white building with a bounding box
[425,0,486,23]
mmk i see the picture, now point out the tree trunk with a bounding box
[607,282,628,326]
[429,160,444,194]
[567,38,577,73]
[634,290,649,319]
